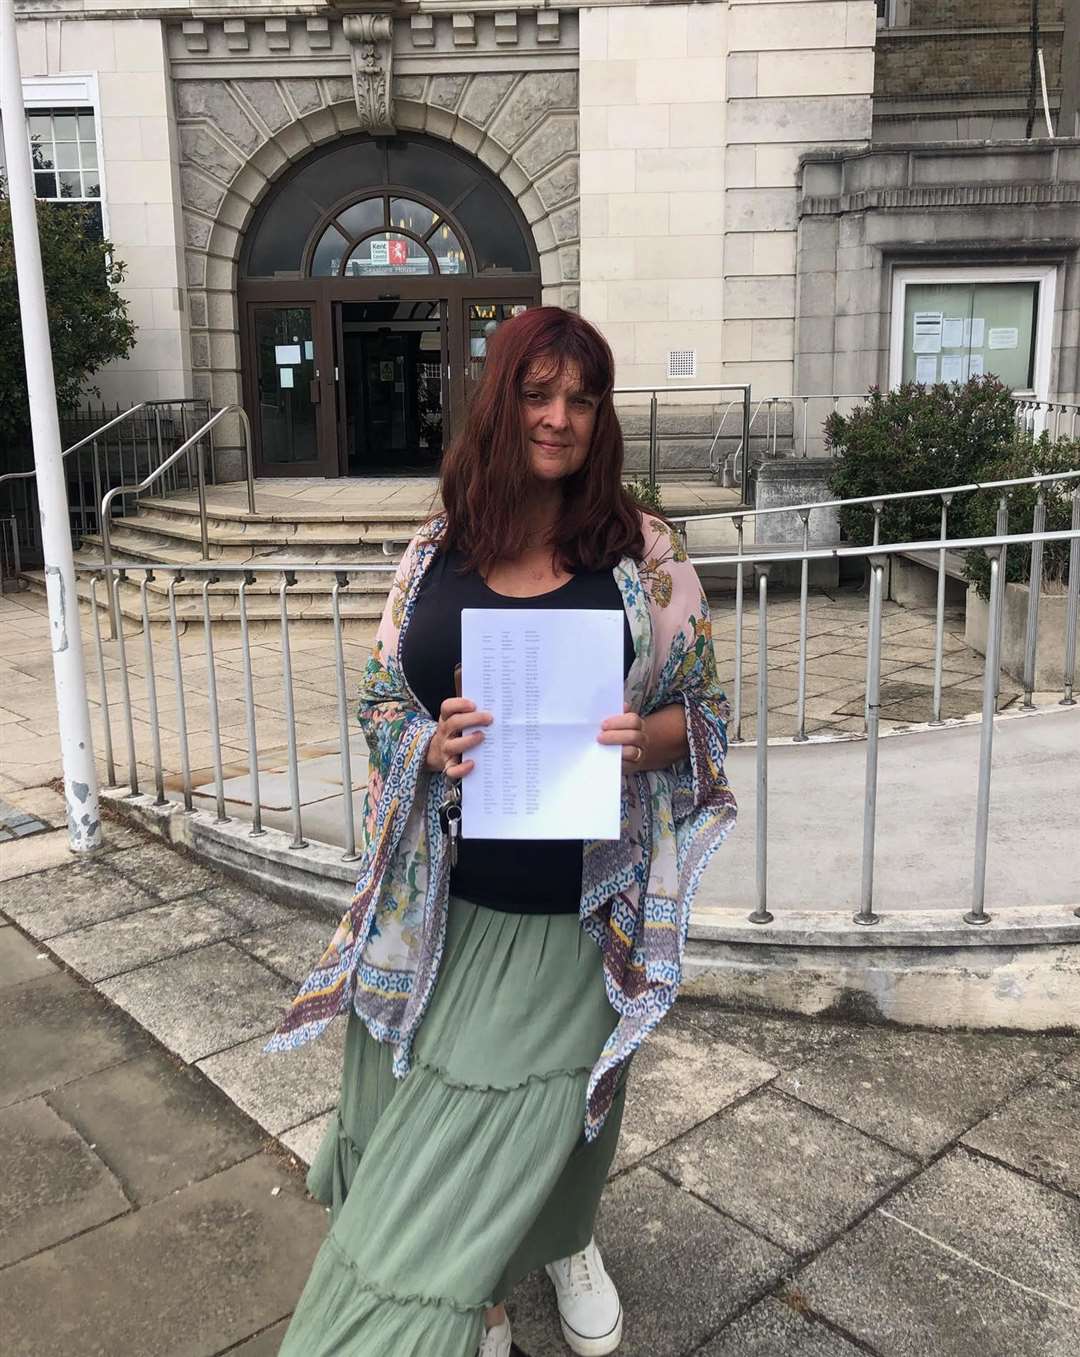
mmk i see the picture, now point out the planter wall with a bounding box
[965,581,1078,692]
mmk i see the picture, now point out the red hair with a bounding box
[438,307,646,574]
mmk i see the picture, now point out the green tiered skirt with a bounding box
[279,897,626,1357]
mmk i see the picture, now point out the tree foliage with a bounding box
[962,434,1078,600]
[0,192,136,444]
[824,378,1018,547]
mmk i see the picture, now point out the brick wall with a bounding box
[877,30,1063,97]
[906,1,1063,27]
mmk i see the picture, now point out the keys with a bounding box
[438,779,462,867]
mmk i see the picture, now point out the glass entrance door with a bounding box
[248,304,337,476]
[334,300,447,474]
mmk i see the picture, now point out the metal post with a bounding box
[201,576,228,823]
[167,575,194,811]
[801,396,810,457]
[332,574,359,860]
[1,0,101,849]
[740,386,752,505]
[794,510,810,742]
[110,572,139,795]
[993,492,1009,709]
[139,573,166,805]
[855,558,885,925]
[196,441,211,560]
[648,391,659,486]
[733,517,744,741]
[749,567,773,925]
[89,575,115,787]
[279,572,308,849]
[931,494,952,725]
[153,406,164,496]
[90,439,102,537]
[236,572,264,836]
[240,406,257,515]
[1062,488,1079,707]
[968,549,1003,925]
[1022,490,1046,707]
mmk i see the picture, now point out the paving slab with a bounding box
[0,1097,131,1268]
[613,1011,776,1173]
[799,1154,1080,1357]
[106,840,226,901]
[0,972,152,1109]
[47,1048,266,1206]
[654,1088,915,1255]
[0,1152,325,1357]
[5,784,71,828]
[98,942,292,1063]
[47,898,244,982]
[0,855,157,939]
[0,827,76,880]
[511,1166,791,1357]
[779,1027,1066,1159]
[962,1072,1080,1199]
[678,1006,869,1072]
[197,1024,344,1136]
[0,923,57,987]
[280,1110,334,1168]
[699,1296,867,1356]
[201,880,309,935]
[232,914,337,985]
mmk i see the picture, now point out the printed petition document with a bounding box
[460,608,624,840]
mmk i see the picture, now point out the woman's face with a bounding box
[519,360,598,484]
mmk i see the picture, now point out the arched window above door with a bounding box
[242,134,536,280]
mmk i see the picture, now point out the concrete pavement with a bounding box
[1,798,1078,1357]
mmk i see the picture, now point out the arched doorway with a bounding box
[239,133,541,477]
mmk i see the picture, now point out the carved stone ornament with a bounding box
[343,13,395,134]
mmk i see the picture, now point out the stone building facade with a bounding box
[6,1,1079,480]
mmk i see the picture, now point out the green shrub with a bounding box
[624,477,664,515]
[962,434,1079,600]
[824,377,1017,547]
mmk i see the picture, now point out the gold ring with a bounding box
[631,746,643,764]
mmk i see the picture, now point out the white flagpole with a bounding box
[1,0,102,850]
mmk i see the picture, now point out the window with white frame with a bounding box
[889,265,1057,399]
[0,76,105,236]
[876,1,893,25]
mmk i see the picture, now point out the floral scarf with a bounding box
[267,512,737,1139]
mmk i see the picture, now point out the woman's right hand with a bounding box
[426,698,493,779]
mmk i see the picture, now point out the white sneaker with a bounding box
[545,1238,623,1355]
[478,1317,512,1357]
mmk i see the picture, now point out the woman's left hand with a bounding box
[598,705,647,769]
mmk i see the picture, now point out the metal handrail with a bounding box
[612,384,753,500]
[100,403,256,636]
[0,398,208,489]
[670,467,1080,528]
[78,518,1079,930]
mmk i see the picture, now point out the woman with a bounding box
[267,307,736,1357]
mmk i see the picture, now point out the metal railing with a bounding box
[750,393,865,461]
[612,385,752,499]
[99,403,256,638]
[0,399,211,570]
[77,519,1078,932]
[1,515,23,593]
[674,468,1080,727]
[1014,398,1080,440]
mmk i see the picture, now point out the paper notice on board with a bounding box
[970,318,986,348]
[279,368,294,389]
[275,344,302,365]
[915,355,938,385]
[969,354,985,377]
[940,354,967,384]
[988,327,1019,350]
[941,318,965,349]
[913,312,943,354]
[461,608,624,841]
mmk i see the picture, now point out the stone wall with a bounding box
[167,12,581,472]
[795,140,1080,413]
[14,16,191,406]
[579,1,876,398]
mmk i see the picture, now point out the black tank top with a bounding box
[400,547,635,914]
